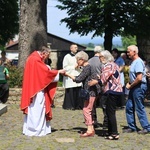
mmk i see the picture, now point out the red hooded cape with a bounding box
[20,51,58,121]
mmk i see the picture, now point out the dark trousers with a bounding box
[0,83,9,103]
[106,94,119,135]
[63,87,82,109]
[100,95,108,126]
[116,89,125,108]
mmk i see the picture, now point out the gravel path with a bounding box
[0,103,150,150]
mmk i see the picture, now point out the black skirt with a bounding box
[63,86,83,110]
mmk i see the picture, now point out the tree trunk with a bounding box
[18,0,47,68]
[137,36,150,60]
[104,27,113,51]
[103,6,113,51]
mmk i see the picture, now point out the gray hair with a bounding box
[100,50,114,63]
[127,45,138,54]
[94,46,103,53]
[121,53,126,57]
[75,51,89,61]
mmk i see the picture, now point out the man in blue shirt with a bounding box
[123,45,150,134]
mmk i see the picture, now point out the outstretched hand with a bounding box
[97,74,100,79]
[126,82,131,90]
[63,72,69,76]
[58,69,66,75]
[88,79,98,86]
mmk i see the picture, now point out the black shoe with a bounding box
[103,125,108,129]
[51,104,55,108]
[93,122,101,128]
[122,128,136,133]
[138,129,150,134]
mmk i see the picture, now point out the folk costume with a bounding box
[21,51,58,136]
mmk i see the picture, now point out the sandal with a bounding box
[104,134,119,140]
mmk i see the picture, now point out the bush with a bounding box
[6,65,63,88]
[7,65,23,88]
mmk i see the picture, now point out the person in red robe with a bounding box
[20,46,65,136]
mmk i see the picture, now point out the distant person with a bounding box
[0,64,9,103]
[120,53,127,60]
[0,51,11,66]
[121,52,131,100]
[62,44,82,110]
[143,58,150,100]
[46,58,52,67]
[88,46,103,128]
[112,48,125,108]
[20,46,65,136]
[123,45,150,134]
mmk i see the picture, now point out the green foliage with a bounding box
[7,65,23,88]
[87,43,95,48]
[0,0,19,46]
[56,0,150,50]
[122,36,137,50]
[0,45,5,51]
[6,65,64,88]
[57,81,63,87]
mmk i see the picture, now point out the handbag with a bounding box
[79,88,90,101]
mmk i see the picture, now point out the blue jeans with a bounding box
[126,83,150,131]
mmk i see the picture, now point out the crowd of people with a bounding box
[68,45,150,138]
[1,44,150,140]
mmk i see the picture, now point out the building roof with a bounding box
[6,33,86,50]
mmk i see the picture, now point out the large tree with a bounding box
[121,1,150,59]
[0,0,19,46]
[18,0,48,68]
[57,0,150,51]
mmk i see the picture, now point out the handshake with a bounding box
[58,69,66,75]
[58,69,70,77]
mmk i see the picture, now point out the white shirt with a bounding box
[63,53,82,88]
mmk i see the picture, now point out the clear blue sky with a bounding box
[47,0,121,45]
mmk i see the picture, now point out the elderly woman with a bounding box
[88,50,123,140]
[65,51,99,137]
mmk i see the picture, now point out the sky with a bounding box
[47,0,122,45]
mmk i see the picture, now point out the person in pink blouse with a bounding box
[88,50,123,140]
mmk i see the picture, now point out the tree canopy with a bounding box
[122,36,136,49]
[0,0,19,46]
[57,0,150,51]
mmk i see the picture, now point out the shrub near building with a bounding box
[7,65,23,88]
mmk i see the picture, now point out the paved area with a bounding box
[1,103,150,150]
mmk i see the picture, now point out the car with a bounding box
[11,59,18,66]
